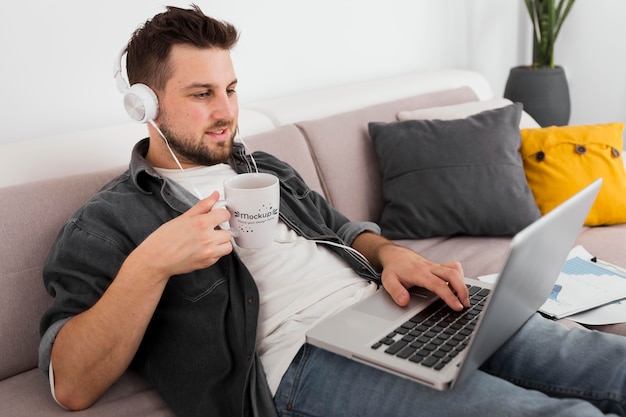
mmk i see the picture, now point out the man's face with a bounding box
[150,44,239,168]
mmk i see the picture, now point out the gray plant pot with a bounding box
[503,66,571,127]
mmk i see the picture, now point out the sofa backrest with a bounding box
[242,124,324,196]
[0,167,124,380]
[296,87,479,222]
[244,69,492,126]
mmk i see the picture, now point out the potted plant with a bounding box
[504,0,576,127]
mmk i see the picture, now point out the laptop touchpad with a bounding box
[353,287,435,321]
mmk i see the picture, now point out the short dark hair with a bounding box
[125,4,239,92]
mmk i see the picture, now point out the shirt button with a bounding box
[612,148,621,158]
[575,145,587,155]
[535,151,546,162]
[247,297,255,305]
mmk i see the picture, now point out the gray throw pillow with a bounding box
[369,103,541,239]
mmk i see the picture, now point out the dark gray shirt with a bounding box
[39,139,381,417]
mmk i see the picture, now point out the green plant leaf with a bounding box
[524,0,576,68]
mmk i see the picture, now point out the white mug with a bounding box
[214,172,280,248]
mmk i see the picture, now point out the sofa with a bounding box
[1,69,625,416]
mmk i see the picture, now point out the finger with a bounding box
[209,205,231,229]
[184,191,221,217]
[381,274,411,307]
[179,229,233,272]
[423,277,465,311]
[205,229,234,256]
[432,262,470,309]
[184,192,231,229]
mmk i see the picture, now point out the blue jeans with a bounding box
[274,314,626,416]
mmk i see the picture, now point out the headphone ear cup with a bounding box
[124,83,158,123]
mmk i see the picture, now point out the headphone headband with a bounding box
[113,47,130,94]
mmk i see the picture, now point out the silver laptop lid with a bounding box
[453,178,602,387]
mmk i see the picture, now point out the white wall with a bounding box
[1,0,625,146]
[558,0,626,127]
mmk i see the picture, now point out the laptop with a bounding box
[306,178,602,390]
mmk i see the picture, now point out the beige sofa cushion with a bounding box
[0,167,179,415]
[0,168,123,380]
[395,235,511,279]
[397,97,541,129]
[243,124,324,197]
[0,369,174,416]
[296,87,479,223]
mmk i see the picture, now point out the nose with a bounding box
[212,91,237,121]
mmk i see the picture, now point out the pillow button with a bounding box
[612,148,621,158]
[575,145,587,155]
[536,151,546,162]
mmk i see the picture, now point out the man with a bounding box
[39,5,626,417]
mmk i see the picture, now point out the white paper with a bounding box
[478,246,626,325]
[565,301,626,325]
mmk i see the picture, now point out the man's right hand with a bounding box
[130,191,234,282]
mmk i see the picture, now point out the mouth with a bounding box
[205,126,231,142]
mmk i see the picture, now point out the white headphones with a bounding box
[113,48,159,123]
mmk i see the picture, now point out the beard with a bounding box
[159,119,236,167]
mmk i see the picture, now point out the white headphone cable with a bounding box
[149,120,185,171]
[312,239,371,266]
[149,119,204,199]
[235,127,259,174]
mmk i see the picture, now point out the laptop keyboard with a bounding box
[371,285,490,371]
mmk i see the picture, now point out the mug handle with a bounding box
[212,200,238,237]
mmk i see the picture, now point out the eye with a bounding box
[194,91,211,99]
[227,87,237,96]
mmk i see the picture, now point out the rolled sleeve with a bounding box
[38,317,71,375]
[337,221,381,247]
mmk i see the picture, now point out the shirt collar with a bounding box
[128,138,249,193]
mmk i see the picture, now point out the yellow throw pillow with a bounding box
[520,123,626,226]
